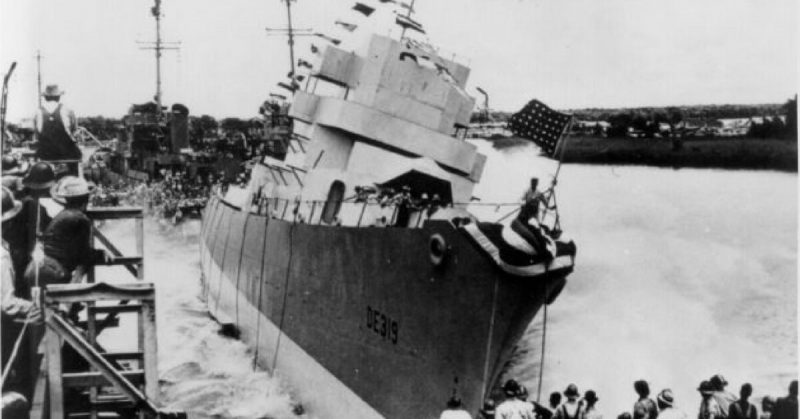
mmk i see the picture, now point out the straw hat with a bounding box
[2,186,23,222]
[657,389,674,407]
[42,84,64,97]
[50,176,95,204]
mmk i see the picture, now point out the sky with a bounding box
[0,0,797,122]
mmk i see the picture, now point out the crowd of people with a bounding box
[439,376,798,419]
[88,169,213,224]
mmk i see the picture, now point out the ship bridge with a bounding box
[286,34,486,205]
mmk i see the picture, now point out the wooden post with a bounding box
[136,215,144,281]
[141,299,158,401]
[45,320,64,419]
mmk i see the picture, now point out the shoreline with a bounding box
[488,136,798,172]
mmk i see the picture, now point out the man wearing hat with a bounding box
[2,187,41,396]
[33,84,81,162]
[657,389,688,419]
[583,391,602,419]
[1,187,38,316]
[710,374,737,417]
[2,162,58,295]
[439,395,472,419]
[634,380,659,419]
[699,380,724,419]
[24,176,108,288]
[555,384,584,419]
[496,379,535,419]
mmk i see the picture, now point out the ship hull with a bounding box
[199,195,567,418]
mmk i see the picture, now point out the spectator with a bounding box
[729,384,757,419]
[710,375,737,417]
[699,380,724,419]
[34,84,82,162]
[634,380,659,419]
[772,381,798,419]
[555,384,584,419]
[496,379,534,419]
[761,397,775,419]
[440,395,472,419]
[584,390,603,419]
[657,389,688,419]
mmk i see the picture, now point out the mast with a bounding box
[285,0,296,81]
[138,0,179,118]
[36,50,42,107]
[266,0,313,93]
[154,0,163,114]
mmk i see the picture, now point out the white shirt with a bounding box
[440,408,473,419]
[496,399,535,419]
[658,407,689,419]
[34,100,77,137]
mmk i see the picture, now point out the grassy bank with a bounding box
[490,136,798,172]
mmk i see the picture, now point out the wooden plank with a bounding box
[102,351,144,361]
[103,256,144,266]
[86,207,143,220]
[87,298,98,419]
[29,358,48,419]
[45,282,154,304]
[141,300,158,401]
[45,323,64,419]
[62,370,145,388]
[89,304,142,314]
[135,217,144,281]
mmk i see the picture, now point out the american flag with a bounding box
[508,99,572,158]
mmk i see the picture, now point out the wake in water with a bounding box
[98,219,300,419]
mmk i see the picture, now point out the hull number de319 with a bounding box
[366,305,399,344]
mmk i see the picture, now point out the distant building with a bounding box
[468,121,512,139]
[572,120,610,136]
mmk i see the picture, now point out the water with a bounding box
[97,220,299,419]
[472,141,797,417]
[99,141,796,418]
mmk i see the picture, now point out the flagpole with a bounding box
[551,117,573,185]
[541,117,572,229]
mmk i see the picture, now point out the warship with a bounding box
[199,3,577,418]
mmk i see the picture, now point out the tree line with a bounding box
[471,97,797,139]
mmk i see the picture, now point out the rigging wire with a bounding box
[271,215,295,370]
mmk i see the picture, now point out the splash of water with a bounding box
[97,219,300,419]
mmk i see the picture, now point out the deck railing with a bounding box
[246,194,530,228]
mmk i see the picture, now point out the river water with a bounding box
[100,140,797,418]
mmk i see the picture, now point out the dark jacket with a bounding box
[42,208,94,272]
[773,396,798,419]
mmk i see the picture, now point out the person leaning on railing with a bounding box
[23,176,111,288]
